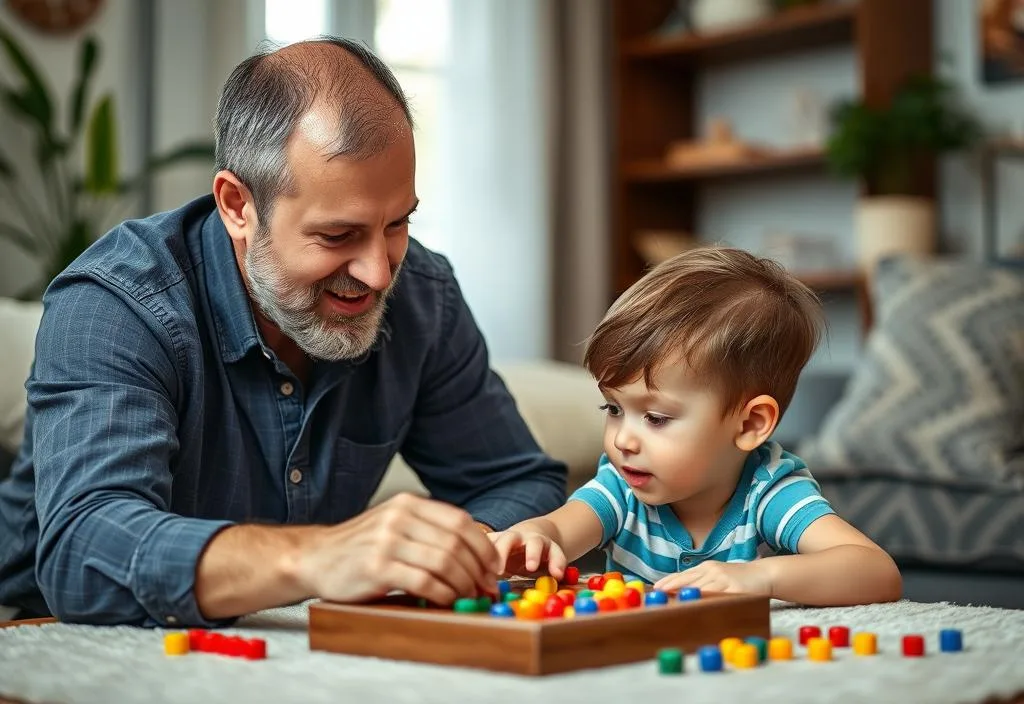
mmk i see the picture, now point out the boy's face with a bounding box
[598,361,748,514]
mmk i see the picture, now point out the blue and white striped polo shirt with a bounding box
[568,441,834,583]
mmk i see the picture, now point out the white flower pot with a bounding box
[690,0,773,33]
[855,196,936,272]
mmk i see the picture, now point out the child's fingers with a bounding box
[546,542,568,579]
[523,535,549,572]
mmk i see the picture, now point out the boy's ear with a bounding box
[734,395,780,452]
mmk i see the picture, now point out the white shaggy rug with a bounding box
[1,600,1022,704]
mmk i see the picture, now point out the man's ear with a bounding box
[734,394,780,452]
[212,170,258,246]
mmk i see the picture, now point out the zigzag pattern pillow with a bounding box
[800,257,1024,491]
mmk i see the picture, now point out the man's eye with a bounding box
[319,233,354,244]
[598,403,621,417]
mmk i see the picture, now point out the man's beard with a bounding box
[244,225,400,361]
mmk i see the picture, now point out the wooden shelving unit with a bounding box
[621,2,858,64]
[624,148,826,183]
[609,0,936,327]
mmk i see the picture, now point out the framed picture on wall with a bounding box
[980,0,1024,84]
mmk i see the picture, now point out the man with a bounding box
[0,38,566,626]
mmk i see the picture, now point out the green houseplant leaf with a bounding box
[0,24,55,146]
[69,37,99,138]
[84,95,118,195]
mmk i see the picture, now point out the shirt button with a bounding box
[166,615,178,624]
[682,557,693,565]
[289,468,303,485]
[280,381,294,396]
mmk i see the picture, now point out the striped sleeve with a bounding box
[754,469,834,553]
[568,457,627,546]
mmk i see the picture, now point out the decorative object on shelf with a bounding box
[689,0,772,34]
[790,87,827,149]
[762,232,844,274]
[664,118,823,173]
[0,24,215,299]
[633,230,699,266]
[826,75,982,273]
[4,0,104,35]
[665,118,769,169]
[979,0,1024,85]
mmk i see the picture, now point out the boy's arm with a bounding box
[761,515,903,605]
[507,500,605,564]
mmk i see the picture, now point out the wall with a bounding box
[694,0,1024,374]
[0,0,143,298]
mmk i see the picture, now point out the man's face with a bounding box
[244,110,416,361]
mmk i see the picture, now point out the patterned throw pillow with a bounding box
[800,256,1024,491]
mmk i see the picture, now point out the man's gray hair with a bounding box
[214,36,412,227]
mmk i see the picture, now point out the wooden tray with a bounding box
[309,588,770,676]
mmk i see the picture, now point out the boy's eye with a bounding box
[598,403,622,417]
[645,414,670,427]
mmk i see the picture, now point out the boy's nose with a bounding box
[613,426,640,454]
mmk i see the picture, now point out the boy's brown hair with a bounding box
[584,246,825,415]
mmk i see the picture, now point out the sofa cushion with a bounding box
[800,256,1024,491]
[0,299,43,453]
[819,475,1024,573]
[370,360,605,505]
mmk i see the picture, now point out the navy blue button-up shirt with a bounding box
[0,195,566,626]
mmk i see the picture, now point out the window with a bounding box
[264,0,329,45]
[261,0,450,253]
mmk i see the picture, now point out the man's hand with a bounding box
[487,529,567,579]
[295,493,501,605]
[653,560,772,596]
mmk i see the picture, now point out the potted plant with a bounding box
[0,23,215,299]
[825,74,982,272]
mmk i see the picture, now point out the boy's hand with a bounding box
[653,560,772,597]
[487,530,568,579]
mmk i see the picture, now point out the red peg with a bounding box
[542,595,565,619]
[798,625,821,646]
[829,625,850,647]
[587,574,606,591]
[902,634,925,657]
[245,638,267,660]
[563,566,580,585]
[188,629,208,652]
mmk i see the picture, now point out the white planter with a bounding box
[690,0,773,33]
[855,196,936,272]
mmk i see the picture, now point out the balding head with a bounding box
[215,37,413,226]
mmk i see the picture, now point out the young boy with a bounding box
[489,247,902,606]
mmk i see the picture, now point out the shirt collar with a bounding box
[201,208,265,363]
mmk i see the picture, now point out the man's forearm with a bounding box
[194,524,319,620]
[762,545,903,606]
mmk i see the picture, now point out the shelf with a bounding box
[623,149,826,184]
[793,269,864,292]
[621,3,858,65]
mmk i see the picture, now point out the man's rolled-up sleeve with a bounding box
[400,266,567,530]
[31,278,232,626]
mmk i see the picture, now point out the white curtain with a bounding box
[439,0,554,361]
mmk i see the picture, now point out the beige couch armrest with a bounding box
[0,299,43,453]
[370,360,604,505]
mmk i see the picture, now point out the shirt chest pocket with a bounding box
[326,418,411,519]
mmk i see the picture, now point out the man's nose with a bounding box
[348,233,392,292]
